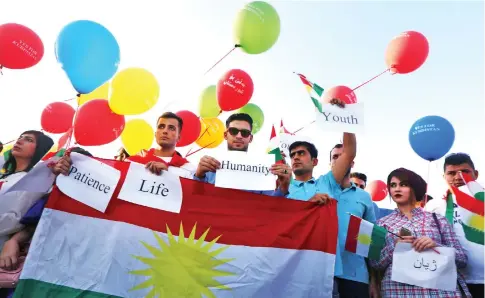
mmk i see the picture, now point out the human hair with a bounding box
[350,172,367,184]
[225,113,253,131]
[387,168,427,202]
[0,141,3,153]
[2,130,54,176]
[444,153,475,171]
[114,147,130,161]
[157,112,183,132]
[330,143,343,161]
[288,141,319,159]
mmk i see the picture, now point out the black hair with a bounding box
[0,141,3,153]
[350,172,367,184]
[1,130,54,177]
[225,113,253,131]
[114,147,130,161]
[70,146,93,157]
[288,141,318,159]
[330,144,343,162]
[444,153,475,171]
[387,168,427,202]
[157,112,184,132]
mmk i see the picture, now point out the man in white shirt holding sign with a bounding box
[193,113,291,196]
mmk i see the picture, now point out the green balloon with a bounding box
[198,85,220,118]
[238,103,264,134]
[233,1,281,55]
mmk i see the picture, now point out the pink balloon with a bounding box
[322,86,357,104]
[366,180,388,202]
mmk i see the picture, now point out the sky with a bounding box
[1,0,484,208]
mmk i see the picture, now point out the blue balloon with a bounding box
[56,20,120,94]
[409,115,455,161]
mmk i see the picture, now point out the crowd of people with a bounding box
[0,98,482,298]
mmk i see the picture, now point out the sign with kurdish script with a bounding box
[315,103,364,133]
[118,162,183,213]
[215,151,276,191]
[392,243,457,291]
[57,153,121,212]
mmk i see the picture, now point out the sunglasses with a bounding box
[227,127,252,138]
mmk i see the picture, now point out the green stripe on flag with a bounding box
[14,279,121,298]
[475,191,484,202]
[368,225,387,260]
[311,97,323,113]
[445,192,454,226]
[461,223,485,245]
[313,83,324,97]
[268,147,283,162]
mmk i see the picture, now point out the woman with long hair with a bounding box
[371,168,470,297]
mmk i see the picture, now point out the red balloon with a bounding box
[366,180,388,202]
[176,110,201,147]
[385,31,429,74]
[0,23,44,69]
[322,86,357,104]
[74,99,125,146]
[40,102,76,134]
[58,128,73,148]
[217,69,254,111]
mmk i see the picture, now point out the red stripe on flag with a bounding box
[46,159,338,253]
[461,172,474,184]
[451,185,485,216]
[297,74,313,87]
[345,215,360,253]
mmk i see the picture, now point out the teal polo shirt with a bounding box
[287,171,376,284]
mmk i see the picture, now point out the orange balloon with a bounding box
[196,118,225,149]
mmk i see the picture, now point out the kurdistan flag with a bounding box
[345,215,387,260]
[295,72,324,112]
[15,161,338,298]
[447,173,485,245]
[267,124,283,162]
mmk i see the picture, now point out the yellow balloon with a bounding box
[109,68,160,115]
[196,118,225,149]
[121,119,154,156]
[77,82,110,106]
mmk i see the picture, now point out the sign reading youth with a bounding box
[315,103,364,133]
[57,153,121,212]
[215,151,276,191]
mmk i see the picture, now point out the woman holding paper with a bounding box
[371,168,470,297]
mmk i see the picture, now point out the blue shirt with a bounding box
[287,171,376,284]
[193,172,286,197]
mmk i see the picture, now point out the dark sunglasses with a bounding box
[227,127,252,138]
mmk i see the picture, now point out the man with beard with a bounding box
[286,98,375,298]
[194,113,291,196]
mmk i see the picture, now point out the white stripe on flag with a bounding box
[356,219,373,257]
[22,209,336,298]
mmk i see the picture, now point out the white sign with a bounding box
[215,151,276,191]
[392,243,457,292]
[118,162,183,213]
[57,153,120,213]
[315,103,364,133]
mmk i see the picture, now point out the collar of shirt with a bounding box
[290,177,317,187]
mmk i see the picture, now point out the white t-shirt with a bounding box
[155,156,196,180]
[426,192,484,284]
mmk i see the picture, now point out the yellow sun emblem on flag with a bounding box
[130,223,235,298]
[357,234,372,246]
[468,215,485,232]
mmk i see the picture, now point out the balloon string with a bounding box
[184,125,210,158]
[351,68,390,92]
[292,120,315,134]
[186,141,215,158]
[204,44,241,75]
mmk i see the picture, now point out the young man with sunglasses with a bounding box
[193,113,292,196]
[426,153,483,297]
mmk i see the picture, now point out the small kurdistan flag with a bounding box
[446,174,485,245]
[14,159,338,298]
[267,124,283,162]
[295,72,324,113]
[279,119,292,135]
[345,215,387,260]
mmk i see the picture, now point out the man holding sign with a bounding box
[194,113,291,196]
